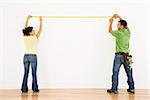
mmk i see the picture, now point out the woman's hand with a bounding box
[27,15,32,19]
[109,18,113,23]
[39,16,42,21]
[25,15,32,28]
[36,16,42,39]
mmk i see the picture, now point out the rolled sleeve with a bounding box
[125,26,131,34]
[111,30,119,38]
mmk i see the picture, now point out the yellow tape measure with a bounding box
[32,16,112,18]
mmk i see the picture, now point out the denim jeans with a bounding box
[111,54,135,91]
[21,54,39,92]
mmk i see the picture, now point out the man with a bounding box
[107,14,135,94]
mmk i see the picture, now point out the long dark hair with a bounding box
[22,26,33,36]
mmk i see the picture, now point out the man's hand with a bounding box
[112,14,122,20]
[112,14,118,19]
[109,18,113,33]
[108,14,123,34]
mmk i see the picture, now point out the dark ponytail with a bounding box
[22,26,33,36]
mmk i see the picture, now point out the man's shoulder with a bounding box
[125,26,131,33]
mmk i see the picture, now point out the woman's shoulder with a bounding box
[24,35,37,40]
[24,35,37,38]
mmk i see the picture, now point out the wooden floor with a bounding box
[0,89,150,100]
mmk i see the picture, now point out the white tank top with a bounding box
[24,36,38,54]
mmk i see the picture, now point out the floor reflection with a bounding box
[21,92,39,100]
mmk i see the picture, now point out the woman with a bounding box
[21,15,42,93]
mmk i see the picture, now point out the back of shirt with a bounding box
[24,36,38,54]
[111,27,131,53]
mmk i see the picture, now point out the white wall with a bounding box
[148,5,150,89]
[0,2,149,89]
[0,4,4,89]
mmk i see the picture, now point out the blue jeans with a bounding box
[111,54,135,91]
[21,54,39,92]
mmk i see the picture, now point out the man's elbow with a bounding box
[109,30,112,34]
